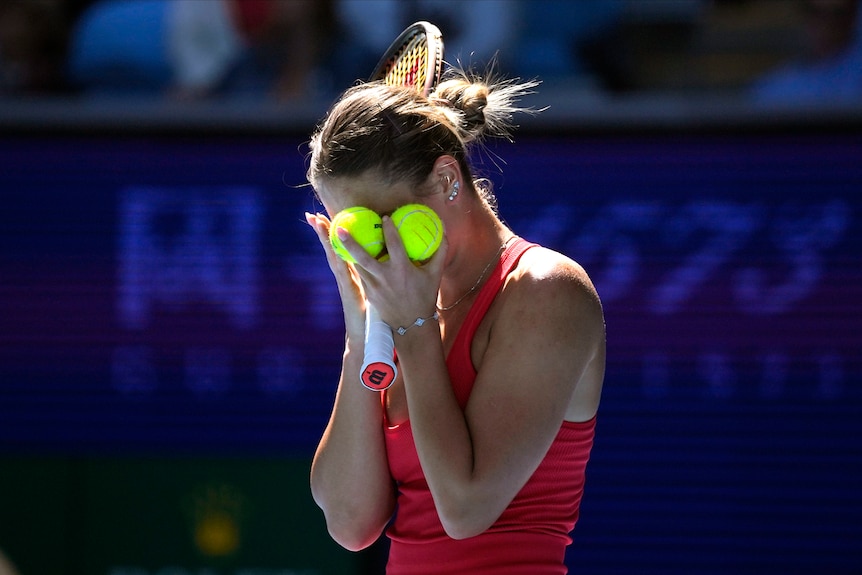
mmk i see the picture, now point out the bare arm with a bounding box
[393,247,605,539]
[305,213,396,551]
[310,344,396,550]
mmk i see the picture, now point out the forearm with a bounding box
[311,340,395,550]
[397,327,497,539]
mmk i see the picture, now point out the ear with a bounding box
[431,155,462,197]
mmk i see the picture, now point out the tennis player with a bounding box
[305,70,606,574]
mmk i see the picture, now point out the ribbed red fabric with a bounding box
[383,238,596,574]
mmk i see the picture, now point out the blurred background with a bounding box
[1,0,860,574]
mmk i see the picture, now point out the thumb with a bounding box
[425,233,448,279]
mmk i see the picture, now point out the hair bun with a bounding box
[430,73,539,145]
[431,79,488,142]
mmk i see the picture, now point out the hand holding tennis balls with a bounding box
[330,204,443,264]
[328,206,385,263]
[390,203,443,263]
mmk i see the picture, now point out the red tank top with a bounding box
[383,238,597,574]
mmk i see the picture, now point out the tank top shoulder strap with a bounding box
[446,237,537,408]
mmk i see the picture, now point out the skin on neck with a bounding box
[435,182,512,312]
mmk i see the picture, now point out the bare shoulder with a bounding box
[499,245,606,421]
[505,245,604,327]
[474,243,605,423]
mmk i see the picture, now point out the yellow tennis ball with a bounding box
[329,206,385,263]
[391,203,443,263]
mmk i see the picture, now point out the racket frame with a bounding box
[370,21,444,96]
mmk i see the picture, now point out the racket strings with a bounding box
[376,29,449,144]
[385,34,429,90]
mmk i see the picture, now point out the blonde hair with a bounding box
[307,70,538,204]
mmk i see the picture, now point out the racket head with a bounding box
[369,21,444,96]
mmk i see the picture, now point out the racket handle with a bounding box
[361,305,397,391]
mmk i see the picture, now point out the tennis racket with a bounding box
[370,20,444,95]
[360,21,445,391]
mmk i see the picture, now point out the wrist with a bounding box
[393,311,439,336]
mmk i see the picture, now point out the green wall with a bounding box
[0,457,359,575]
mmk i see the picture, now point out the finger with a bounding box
[335,225,383,271]
[305,211,330,242]
[308,213,368,313]
[426,232,448,278]
[308,212,358,278]
[306,212,337,258]
[380,214,410,265]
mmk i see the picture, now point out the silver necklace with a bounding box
[436,237,514,312]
